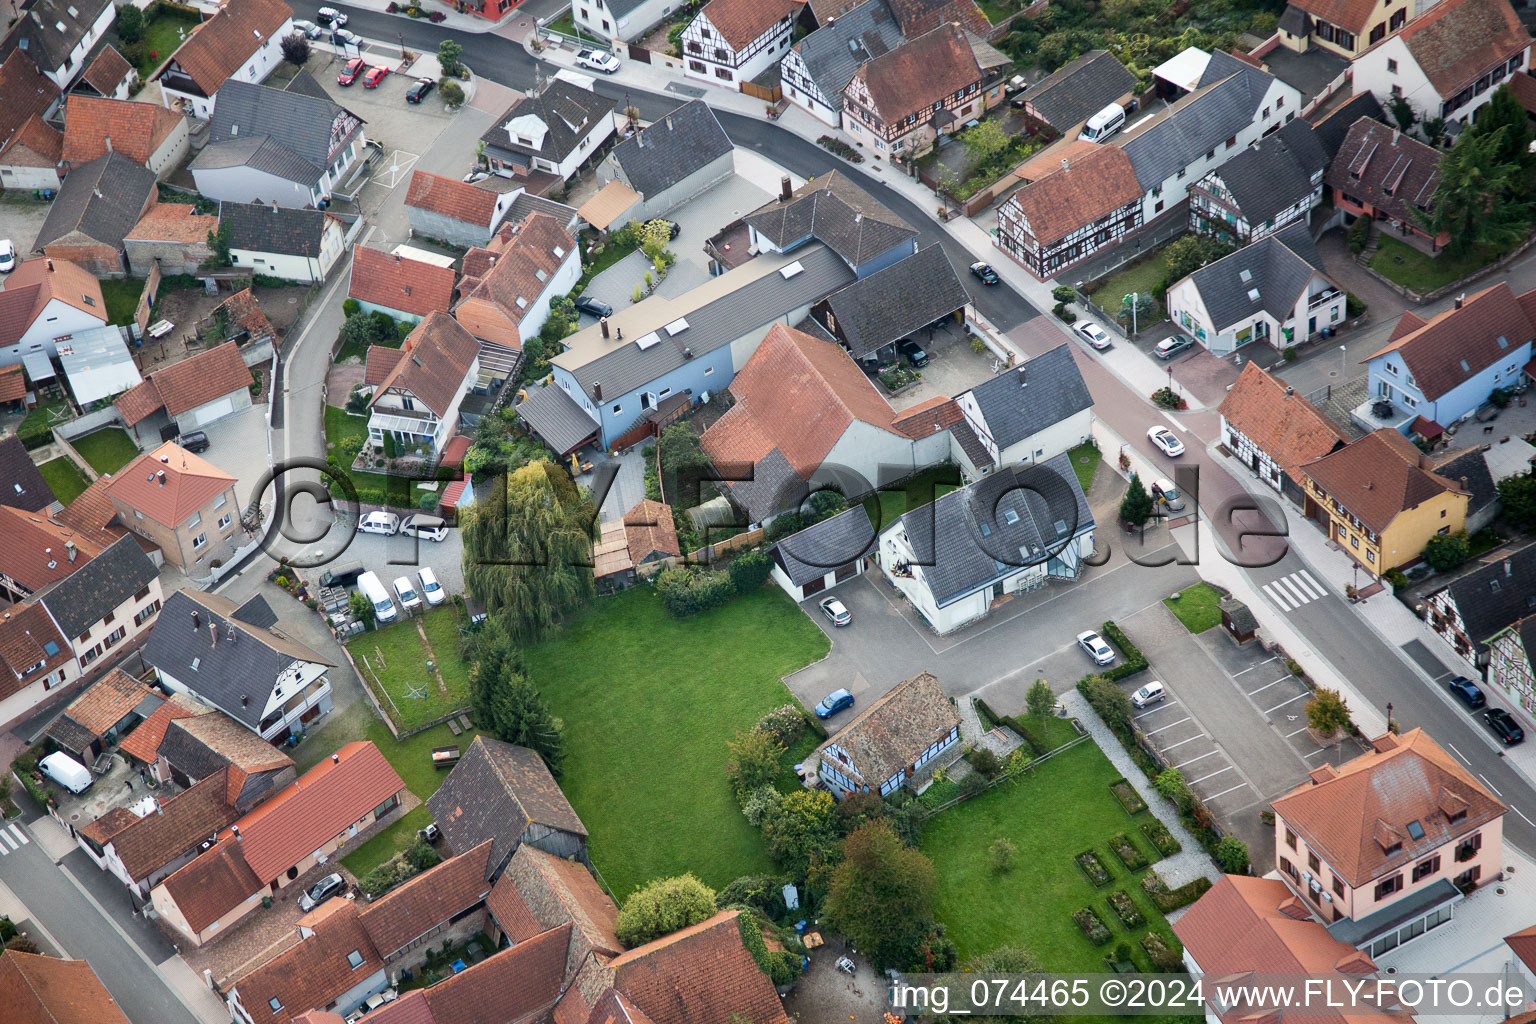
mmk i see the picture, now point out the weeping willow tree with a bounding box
[462,460,596,646]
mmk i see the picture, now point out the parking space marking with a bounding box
[1190,765,1235,786]
[1265,692,1310,714]
[1248,677,1289,696]
[1480,774,1504,797]
[1144,717,1191,736]
[1516,807,1536,828]
[378,150,421,189]
[1285,726,1310,738]
[1162,735,1206,751]
[1134,701,1180,720]
[1175,750,1221,770]
[1303,746,1332,758]
[1206,781,1250,801]
[1233,656,1280,677]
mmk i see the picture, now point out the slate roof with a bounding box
[369,312,479,418]
[196,76,360,186]
[1001,144,1141,246]
[1430,541,1536,651]
[1183,222,1332,331]
[78,46,132,96]
[1302,428,1468,535]
[104,442,236,528]
[359,841,493,958]
[0,434,55,512]
[479,78,615,165]
[349,246,457,319]
[406,171,501,228]
[744,170,914,271]
[0,0,113,75]
[898,453,1094,607]
[608,910,792,1024]
[817,244,968,358]
[852,22,981,124]
[221,200,331,257]
[61,95,183,167]
[34,151,155,251]
[1432,446,1498,518]
[141,589,333,730]
[608,100,731,199]
[0,949,132,1024]
[1024,49,1136,130]
[155,0,294,97]
[0,52,62,164]
[1309,92,1387,160]
[514,382,600,454]
[962,343,1092,450]
[1201,118,1327,228]
[816,671,957,785]
[1325,117,1443,227]
[1217,362,1350,486]
[36,533,157,639]
[1367,283,1536,402]
[773,505,876,586]
[791,0,903,114]
[1398,0,1531,99]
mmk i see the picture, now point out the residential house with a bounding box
[1352,0,1530,127]
[842,23,983,157]
[950,342,1095,477]
[124,202,220,276]
[1189,119,1328,243]
[486,842,620,985]
[877,453,1096,633]
[478,77,617,183]
[1270,728,1502,954]
[405,170,527,249]
[50,470,129,546]
[192,76,366,210]
[816,671,959,797]
[452,212,580,349]
[61,95,188,179]
[0,600,78,717]
[576,178,643,237]
[45,668,158,764]
[0,363,23,413]
[74,46,134,99]
[593,497,682,589]
[37,532,162,673]
[366,312,480,460]
[0,0,115,90]
[1430,444,1503,534]
[1488,616,1536,724]
[681,0,801,88]
[1362,284,1536,436]
[1119,50,1302,224]
[118,692,222,781]
[32,152,156,277]
[781,0,904,128]
[1302,428,1470,576]
[810,244,969,366]
[1166,222,1347,356]
[1275,0,1432,59]
[0,52,64,191]
[994,143,1144,279]
[103,441,243,570]
[1425,541,1536,673]
[1217,362,1350,505]
[150,741,407,946]
[771,505,877,601]
[882,0,991,36]
[572,0,675,43]
[0,433,55,512]
[220,201,346,284]
[1022,49,1137,137]
[596,100,734,223]
[1325,118,1446,250]
[131,703,296,799]
[211,287,277,348]
[143,588,335,741]
[0,501,115,603]
[155,0,296,120]
[347,246,457,325]
[115,340,255,438]
[744,169,918,278]
[0,949,133,1024]
[426,735,589,880]
[1310,90,1389,160]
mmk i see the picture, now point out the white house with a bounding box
[951,343,1094,478]
[815,672,960,798]
[477,76,617,183]
[37,534,162,676]
[595,100,733,223]
[367,312,481,460]
[573,0,676,42]
[221,202,346,284]
[452,211,581,350]
[680,0,800,88]
[4,0,116,90]
[771,506,876,602]
[781,0,904,127]
[155,0,294,120]
[0,257,109,367]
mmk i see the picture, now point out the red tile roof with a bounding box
[126,202,220,245]
[348,246,458,320]
[232,900,386,1024]
[144,340,254,417]
[104,442,236,528]
[156,0,294,96]
[491,843,621,955]
[369,312,479,418]
[406,170,500,227]
[0,258,107,347]
[419,924,570,1024]
[0,948,133,1024]
[623,499,680,563]
[698,0,800,50]
[1369,283,1536,401]
[453,212,577,347]
[61,667,154,735]
[609,911,790,1024]
[1302,429,1468,535]
[886,0,990,35]
[1292,0,1383,33]
[114,379,165,426]
[6,115,62,167]
[358,840,493,957]
[0,52,62,164]
[1001,144,1142,245]
[891,396,963,440]
[61,96,184,167]
[1509,69,1536,115]
[0,364,26,402]
[157,839,261,933]
[79,805,138,846]
[51,472,127,545]
[106,768,240,882]
[169,712,293,774]
[1217,362,1351,485]
[364,344,405,387]
[1508,924,1536,974]
[439,434,472,469]
[120,692,212,764]
[0,505,110,594]
[851,23,981,126]
[1397,0,1531,99]
[0,601,74,700]
[80,47,133,96]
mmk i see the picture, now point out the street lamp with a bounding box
[1340,344,1347,379]
[1386,701,1394,735]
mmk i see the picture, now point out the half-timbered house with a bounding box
[994,143,1142,279]
[815,672,960,798]
[841,23,982,157]
[681,0,801,88]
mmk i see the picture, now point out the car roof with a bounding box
[825,688,851,699]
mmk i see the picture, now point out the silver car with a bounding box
[1077,630,1115,665]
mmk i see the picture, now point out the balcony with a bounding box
[1308,287,1343,310]
[368,408,439,435]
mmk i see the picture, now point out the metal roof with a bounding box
[57,325,142,405]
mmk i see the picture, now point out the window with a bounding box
[1412,855,1441,883]
[602,18,610,29]
[1387,58,1397,73]
[1371,23,1386,44]
[192,533,207,550]
[611,404,621,414]
[269,999,283,1013]
[347,950,365,969]
[1374,873,1404,900]
[1155,201,1164,213]
[688,59,705,72]
[715,67,731,79]
[1367,550,1375,563]
[1391,84,1402,97]
[1333,875,1345,898]
[1351,534,1360,550]
[219,513,233,530]
[134,600,161,626]
[1456,866,1482,888]
[1281,857,1298,881]
[213,494,228,511]
[1277,95,1285,109]
[134,585,151,601]
[1286,827,1297,850]
[1308,852,1320,873]
[102,611,114,625]
[1456,833,1483,862]
[1262,106,1269,119]
[372,794,400,818]
[187,511,201,527]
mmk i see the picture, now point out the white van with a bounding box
[1131,681,1167,709]
[40,751,94,794]
[401,514,448,542]
[1078,103,1127,143]
[1153,478,1186,513]
[358,571,398,623]
[358,511,400,536]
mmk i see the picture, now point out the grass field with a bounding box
[862,465,964,535]
[1370,235,1500,294]
[98,279,145,327]
[137,10,202,78]
[1068,443,1101,494]
[38,457,89,504]
[1163,582,1223,634]
[347,606,474,732]
[1089,251,1168,329]
[324,405,438,509]
[72,428,140,475]
[524,586,829,897]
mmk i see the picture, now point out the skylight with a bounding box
[979,521,991,536]
[1239,269,1252,283]
[635,332,662,350]
[665,317,690,336]
[1460,359,1471,372]
[1247,288,1261,302]
[1406,820,1425,841]
[779,260,805,280]
[1003,509,1020,525]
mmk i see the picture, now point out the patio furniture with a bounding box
[836,956,856,975]
[447,718,462,736]
[148,320,175,339]
[431,745,460,768]
[457,713,472,731]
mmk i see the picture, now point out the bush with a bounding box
[1305,687,1352,735]
[1140,871,1211,912]
[755,704,807,747]
[716,875,783,916]
[1140,820,1181,857]
[615,874,717,948]
[1141,931,1183,972]
[437,39,464,77]
[742,785,784,828]
[1109,833,1147,871]
[1283,346,1297,361]
[656,565,738,617]
[968,746,1001,778]
[767,948,802,985]
[117,4,144,42]
[1079,676,1133,737]
[1107,890,1144,928]
[417,492,439,511]
[1215,836,1250,874]
[280,32,310,65]
[1346,292,1366,318]
[988,837,1016,873]
[726,729,784,801]
[1072,907,1112,945]
[439,79,464,106]
[959,772,987,798]
[1348,214,1372,255]
[728,549,773,595]
[1100,621,1149,680]
[1053,302,1077,323]
[1052,285,1077,305]
[1423,530,1470,572]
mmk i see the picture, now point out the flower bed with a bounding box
[1141,820,1181,858]
[1140,930,1184,972]
[1110,779,1147,816]
[1107,891,1145,929]
[1109,833,1148,871]
[818,135,863,163]
[1073,907,1113,946]
[1151,386,1188,410]
[880,365,921,392]
[1141,871,1211,913]
[1075,850,1114,888]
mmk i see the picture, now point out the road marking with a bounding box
[1479,773,1504,797]
[1515,807,1536,828]
[7,823,27,845]
[1162,735,1206,751]
[1448,742,1470,765]
[1262,581,1294,611]
[0,833,12,854]
[1233,656,1280,678]
[1304,747,1333,758]
[1248,678,1289,696]
[1285,726,1310,737]
[1175,750,1220,770]
[1134,701,1180,720]
[1144,717,1191,736]
[1262,571,1328,613]
[1205,781,1250,801]
[1265,692,1311,714]
[1276,576,1311,605]
[1190,765,1235,786]
[1294,570,1328,598]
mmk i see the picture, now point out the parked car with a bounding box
[0,239,15,274]
[1147,425,1185,457]
[969,261,999,285]
[331,28,359,46]
[401,513,448,541]
[575,295,613,318]
[1077,630,1115,665]
[654,218,681,239]
[358,510,400,535]
[316,5,347,25]
[405,78,434,103]
[819,595,851,627]
[39,752,93,794]
[362,65,388,88]
[1155,335,1194,360]
[290,18,323,37]
[576,48,621,74]
[898,339,929,367]
[815,687,855,718]
[338,58,366,85]
[1074,321,1112,350]
[319,560,366,588]
[1131,681,1166,708]
[393,576,422,611]
[418,567,446,606]
[298,873,345,911]
[1486,707,1525,745]
[178,430,210,453]
[1448,676,1487,709]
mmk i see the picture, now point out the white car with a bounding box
[575,48,621,74]
[0,239,14,274]
[1074,320,1111,350]
[1146,425,1185,457]
[290,18,323,37]
[317,5,347,26]
[418,567,446,606]
[393,576,422,611]
[1077,630,1116,666]
[331,27,359,46]
[358,510,400,535]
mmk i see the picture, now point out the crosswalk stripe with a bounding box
[0,832,14,853]
[1277,576,1309,605]
[1263,582,1294,611]
[8,824,27,845]
[1294,570,1327,599]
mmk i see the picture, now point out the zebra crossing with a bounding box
[0,822,27,855]
[1261,569,1329,612]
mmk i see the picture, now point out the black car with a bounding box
[898,339,929,367]
[656,219,681,240]
[1448,675,1487,709]
[1485,707,1525,746]
[405,78,434,104]
[574,295,613,318]
[179,430,210,453]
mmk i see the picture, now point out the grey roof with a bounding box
[569,243,854,400]
[1185,222,1327,332]
[194,78,361,186]
[1025,49,1137,130]
[774,505,876,586]
[745,170,916,271]
[1203,119,1327,228]
[479,79,616,165]
[220,201,327,258]
[898,452,1095,607]
[727,447,808,525]
[0,0,113,73]
[962,342,1093,450]
[36,534,158,640]
[819,244,969,358]
[507,191,579,230]
[793,0,903,113]
[1432,540,1536,655]
[34,152,155,252]
[1121,53,1278,191]
[0,434,55,513]
[515,383,600,454]
[283,68,330,102]
[1220,597,1259,634]
[602,0,652,20]
[1310,91,1387,160]
[1278,4,1310,35]
[233,594,278,629]
[1433,448,1497,515]
[608,100,731,199]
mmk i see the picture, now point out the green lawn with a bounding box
[1369,235,1501,294]
[38,457,89,504]
[862,465,964,535]
[347,605,474,732]
[1163,582,1223,634]
[1068,443,1101,494]
[137,10,202,78]
[71,428,140,475]
[98,278,145,327]
[18,397,68,449]
[524,586,830,898]
[923,739,1183,971]
[324,405,436,508]
[1088,251,1168,329]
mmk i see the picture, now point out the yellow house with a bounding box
[1276,0,1418,59]
[1302,428,1468,577]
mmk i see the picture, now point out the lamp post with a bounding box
[1340,344,1347,380]
[1386,701,1394,735]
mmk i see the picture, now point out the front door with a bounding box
[1308,317,1316,335]
[992,581,1004,599]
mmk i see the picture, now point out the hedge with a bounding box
[1099,620,1150,681]
[655,566,738,617]
[972,697,1053,757]
[1140,872,1212,913]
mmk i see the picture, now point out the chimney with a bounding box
[66,541,76,562]
[332,753,340,764]
[1455,293,1465,310]
[1417,453,1432,470]
[666,116,673,131]
[394,252,401,263]
[1506,559,1515,576]
[192,610,200,631]
[780,175,792,202]
[593,381,603,401]
[157,470,166,486]
[155,800,163,816]
[1061,157,1069,172]
[272,201,279,212]
[232,825,241,841]
[1391,128,1400,146]
[600,317,610,339]
[211,624,218,648]
[240,694,248,706]
[1285,386,1294,397]
[105,135,112,153]
[46,259,54,273]
[684,347,692,359]
[160,455,169,464]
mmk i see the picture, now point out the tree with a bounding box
[1305,687,1352,735]
[468,620,565,772]
[835,791,885,836]
[1120,472,1154,528]
[961,117,1010,165]
[1420,116,1447,148]
[437,39,464,77]
[1387,94,1417,133]
[117,4,144,43]
[202,220,233,269]
[281,32,310,66]
[1154,768,1188,808]
[1051,285,1077,306]
[988,837,1016,873]
[439,80,465,107]
[725,729,783,801]
[1116,290,1154,327]
[1423,530,1470,572]
[1025,679,1055,729]
[615,874,717,947]
[1162,235,1232,282]
[348,589,374,626]
[943,946,1053,1024]
[1470,85,1535,175]
[824,820,938,968]
[762,789,840,879]
[1498,474,1536,529]
[1215,836,1251,874]
[461,461,596,646]
[1419,126,1534,257]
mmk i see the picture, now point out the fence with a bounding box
[684,526,766,565]
[55,405,127,441]
[134,261,161,335]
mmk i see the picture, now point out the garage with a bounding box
[770,507,876,602]
[195,397,235,426]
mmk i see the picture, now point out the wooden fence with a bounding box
[922,732,1092,814]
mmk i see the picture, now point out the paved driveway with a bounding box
[198,404,272,509]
